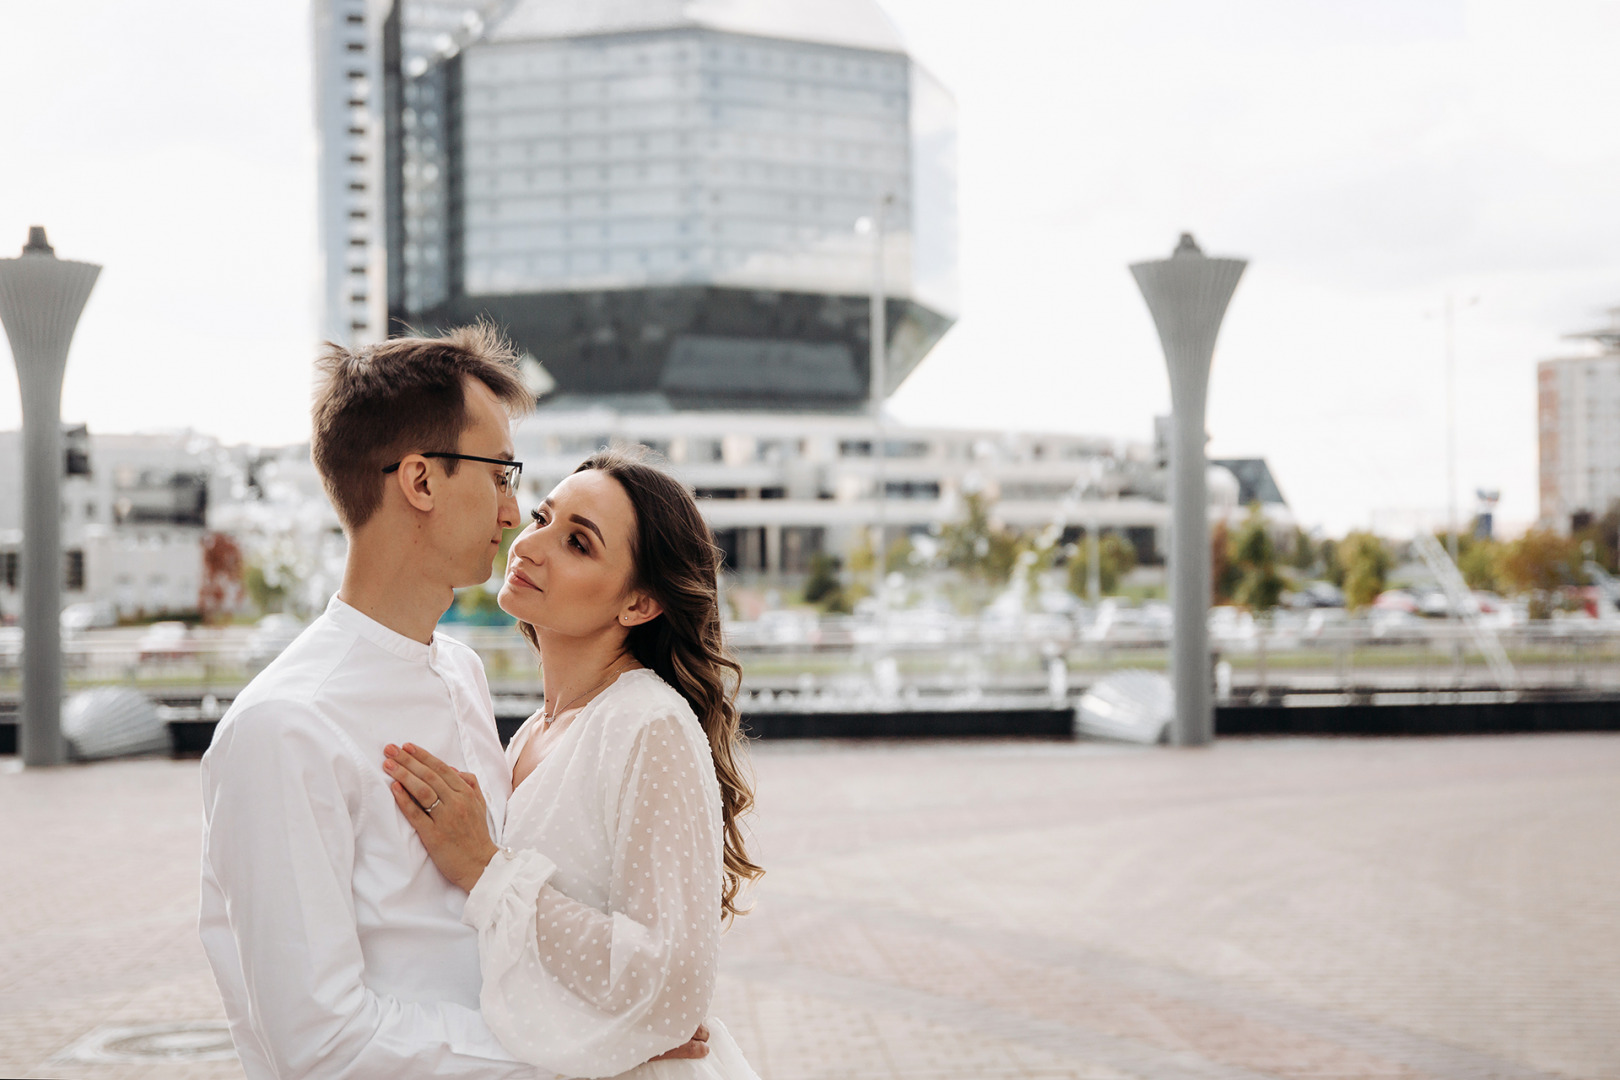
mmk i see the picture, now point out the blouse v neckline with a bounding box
[508,668,650,801]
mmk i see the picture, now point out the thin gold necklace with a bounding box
[540,658,636,727]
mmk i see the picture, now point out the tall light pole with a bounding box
[0,227,101,766]
[1130,234,1246,747]
[1441,294,1478,565]
[857,192,895,621]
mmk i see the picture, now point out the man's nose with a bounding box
[498,489,521,530]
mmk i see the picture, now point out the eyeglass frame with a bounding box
[382,452,523,496]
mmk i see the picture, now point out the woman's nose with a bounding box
[510,530,543,566]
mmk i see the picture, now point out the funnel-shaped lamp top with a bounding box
[0,226,102,376]
[23,226,55,256]
[1130,232,1247,395]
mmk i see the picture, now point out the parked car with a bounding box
[137,621,195,663]
[61,601,118,635]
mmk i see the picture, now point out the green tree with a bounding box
[1336,531,1391,610]
[802,552,843,604]
[1497,528,1584,617]
[1210,519,1240,604]
[885,532,916,575]
[1287,526,1317,572]
[1451,534,1503,592]
[1065,532,1136,597]
[939,491,1023,584]
[1230,504,1285,614]
[1320,538,1343,587]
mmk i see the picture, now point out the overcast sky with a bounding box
[3,0,1618,535]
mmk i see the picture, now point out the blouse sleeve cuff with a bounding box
[462,847,558,932]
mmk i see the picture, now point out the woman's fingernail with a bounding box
[384,744,397,756]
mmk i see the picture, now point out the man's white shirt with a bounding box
[199,595,548,1079]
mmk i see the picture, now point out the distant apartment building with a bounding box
[0,430,217,620]
[314,0,501,346]
[1538,307,1620,529]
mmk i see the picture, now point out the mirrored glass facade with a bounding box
[384,4,958,411]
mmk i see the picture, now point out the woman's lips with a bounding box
[508,569,541,592]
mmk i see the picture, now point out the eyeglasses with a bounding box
[382,453,524,496]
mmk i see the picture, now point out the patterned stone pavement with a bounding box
[2,734,1616,1079]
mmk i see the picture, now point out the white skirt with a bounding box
[614,1017,758,1080]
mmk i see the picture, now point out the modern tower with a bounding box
[1131,234,1246,747]
[382,0,958,411]
[314,0,503,347]
[0,227,101,767]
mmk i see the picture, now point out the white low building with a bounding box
[510,407,1290,574]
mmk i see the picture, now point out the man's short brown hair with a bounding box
[311,323,533,530]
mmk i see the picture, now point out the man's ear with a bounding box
[619,590,664,628]
[393,455,437,513]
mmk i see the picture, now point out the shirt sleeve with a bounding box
[199,700,550,1080]
[461,709,722,1078]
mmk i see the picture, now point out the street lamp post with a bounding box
[0,227,101,766]
[1130,234,1246,747]
[858,193,895,625]
[1440,294,1478,564]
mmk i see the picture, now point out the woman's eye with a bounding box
[529,508,546,524]
[568,533,588,553]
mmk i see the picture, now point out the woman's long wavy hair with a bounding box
[516,445,762,920]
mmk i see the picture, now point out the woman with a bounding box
[381,447,762,1078]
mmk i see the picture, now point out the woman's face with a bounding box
[499,469,655,638]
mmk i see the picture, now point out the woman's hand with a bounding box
[384,743,499,892]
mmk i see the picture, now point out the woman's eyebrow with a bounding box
[538,497,605,546]
[569,514,605,546]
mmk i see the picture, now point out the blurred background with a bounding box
[5,0,1620,728]
[4,5,1620,1080]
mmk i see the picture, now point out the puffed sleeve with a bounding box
[460,708,722,1077]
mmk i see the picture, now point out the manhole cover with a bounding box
[54,1021,237,1063]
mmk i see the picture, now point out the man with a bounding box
[199,327,704,1078]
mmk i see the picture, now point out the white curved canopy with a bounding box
[484,0,907,53]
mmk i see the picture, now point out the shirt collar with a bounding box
[324,594,437,663]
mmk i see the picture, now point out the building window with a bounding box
[346,41,365,53]
[64,550,85,591]
[2,551,16,589]
[885,480,941,500]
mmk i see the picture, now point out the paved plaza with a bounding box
[2,733,1616,1080]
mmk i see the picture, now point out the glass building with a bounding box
[314,0,500,346]
[384,0,958,411]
